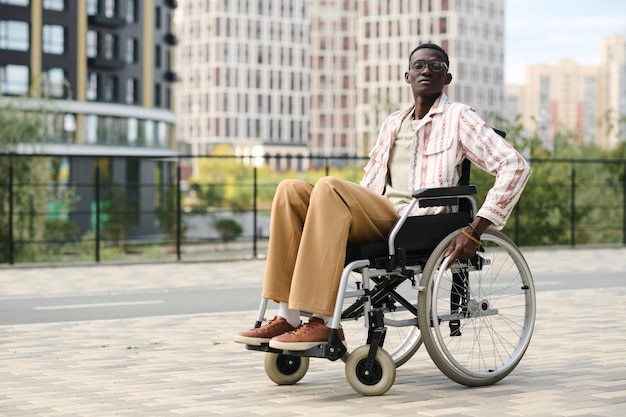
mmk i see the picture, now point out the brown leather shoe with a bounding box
[269,317,345,351]
[233,316,298,346]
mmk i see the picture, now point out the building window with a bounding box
[0,64,29,95]
[85,114,97,144]
[86,72,98,100]
[155,44,161,68]
[104,0,116,18]
[42,25,65,54]
[0,0,29,5]
[87,0,97,15]
[125,77,137,104]
[43,0,65,10]
[126,0,137,23]
[155,6,162,29]
[154,83,161,107]
[42,68,65,97]
[0,20,29,51]
[125,37,137,63]
[104,76,118,101]
[104,33,117,59]
[87,30,98,57]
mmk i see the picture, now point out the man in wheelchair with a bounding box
[234,43,531,353]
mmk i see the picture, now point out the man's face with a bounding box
[405,48,452,98]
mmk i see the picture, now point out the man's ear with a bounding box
[404,71,410,83]
[445,73,453,85]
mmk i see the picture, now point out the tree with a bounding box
[0,97,64,262]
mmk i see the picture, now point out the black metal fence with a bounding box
[1,153,625,265]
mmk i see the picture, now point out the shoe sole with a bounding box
[233,335,271,346]
[269,339,347,351]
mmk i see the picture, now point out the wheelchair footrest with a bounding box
[244,329,347,361]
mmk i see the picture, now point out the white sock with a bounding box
[312,313,332,326]
[278,302,301,328]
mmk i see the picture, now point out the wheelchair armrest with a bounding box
[387,185,478,259]
[411,185,477,199]
[412,185,477,209]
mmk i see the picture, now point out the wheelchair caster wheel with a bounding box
[264,352,309,385]
[345,345,396,396]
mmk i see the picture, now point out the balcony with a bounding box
[164,33,179,46]
[165,0,178,8]
[164,71,180,82]
[88,57,126,70]
[89,14,127,28]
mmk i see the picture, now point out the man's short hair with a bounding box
[409,43,450,67]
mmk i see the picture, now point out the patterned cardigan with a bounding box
[360,93,531,229]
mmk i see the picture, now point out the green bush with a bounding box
[213,218,243,243]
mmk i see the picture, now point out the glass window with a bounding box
[87,0,97,15]
[42,68,65,97]
[127,118,137,144]
[126,0,136,23]
[0,0,29,5]
[104,33,117,59]
[125,77,136,104]
[144,120,154,146]
[104,76,118,101]
[104,0,116,18]
[0,20,29,51]
[87,30,98,57]
[85,114,98,143]
[125,37,137,63]
[86,72,98,100]
[42,25,65,54]
[0,64,29,95]
[43,0,65,10]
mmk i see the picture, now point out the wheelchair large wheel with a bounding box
[264,352,309,385]
[341,270,422,367]
[345,345,396,396]
[417,227,535,386]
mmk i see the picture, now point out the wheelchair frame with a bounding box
[245,184,536,396]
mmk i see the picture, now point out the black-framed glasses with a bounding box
[410,60,448,73]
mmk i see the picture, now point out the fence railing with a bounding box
[0,153,625,265]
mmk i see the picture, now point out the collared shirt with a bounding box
[360,93,531,229]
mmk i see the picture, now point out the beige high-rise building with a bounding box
[520,60,599,149]
[506,33,626,150]
[598,34,626,148]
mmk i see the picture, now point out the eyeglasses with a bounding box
[410,60,448,73]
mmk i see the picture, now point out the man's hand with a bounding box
[443,217,492,264]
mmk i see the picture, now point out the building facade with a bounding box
[356,0,505,152]
[504,33,626,150]
[598,34,626,148]
[174,0,311,170]
[175,0,506,169]
[521,59,599,148]
[0,0,179,236]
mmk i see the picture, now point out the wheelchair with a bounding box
[244,166,536,396]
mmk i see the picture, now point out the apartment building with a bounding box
[356,0,505,152]
[520,59,599,147]
[505,33,626,150]
[174,0,311,170]
[175,0,505,168]
[0,0,179,235]
[598,34,626,148]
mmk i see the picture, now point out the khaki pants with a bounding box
[261,177,399,316]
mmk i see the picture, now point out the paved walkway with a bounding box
[1,247,626,416]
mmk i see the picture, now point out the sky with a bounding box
[505,0,626,85]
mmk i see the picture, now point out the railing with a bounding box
[0,153,625,265]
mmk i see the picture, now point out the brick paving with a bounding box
[1,247,626,416]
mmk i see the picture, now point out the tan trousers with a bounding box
[261,177,399,316]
